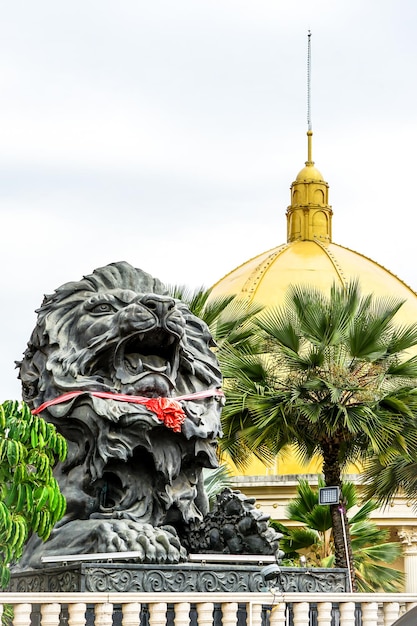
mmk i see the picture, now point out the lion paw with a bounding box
[93,520,187,563]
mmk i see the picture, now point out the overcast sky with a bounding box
[1,0,416,400]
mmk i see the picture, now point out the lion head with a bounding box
[17,262,224,564]
[19,261,221,405]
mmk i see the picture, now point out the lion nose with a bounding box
[140,294,176,319]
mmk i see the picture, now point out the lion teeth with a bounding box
[124,354,143,373]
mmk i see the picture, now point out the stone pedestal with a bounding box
[9,562,348,594]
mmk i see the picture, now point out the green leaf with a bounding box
[0,400,67,584]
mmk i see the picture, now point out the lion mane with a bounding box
[17,261,224,566]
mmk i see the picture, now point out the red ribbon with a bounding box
[32,388,224,433]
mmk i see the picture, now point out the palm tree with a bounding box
[277,479,404,592]
[220,280,417,590]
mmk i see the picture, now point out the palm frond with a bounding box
[386,324,417,355]
[166,283,213,317]
[280,528,320,552]
[348,499,378,525]
[350,522,389,549]
[355,562,404,593]
[362,453,417,507]
[255,306,300,352]
[203,465,232,507]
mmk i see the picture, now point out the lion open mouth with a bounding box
[114,329,181,397]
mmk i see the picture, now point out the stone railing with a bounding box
[1,591,417,626]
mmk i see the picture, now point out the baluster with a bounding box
[361,602,378,626]
[249,604,263,626]
[41,603,61,626]
[68,603,87,626]
[95,603,113,626]
[149,602,167,626]
[13,604,32,626]
[221,602,238,626]
[383,602,400,626]
[0,605,3,622]
[292,602,309,626]
[196,603,214,626]
[339,602,355,626]
[269,603,286,626]
[174,602,190,626]
[317,602,332,626]
[122,603,141,626]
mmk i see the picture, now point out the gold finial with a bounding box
[285,30,333,243]
[307,30,312,132]
[306,31,313,165]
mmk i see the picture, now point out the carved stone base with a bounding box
[9,562,348,593]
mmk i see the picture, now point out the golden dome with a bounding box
[210,240,417,329]
[210,130,417,336]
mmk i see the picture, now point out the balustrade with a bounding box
[2,592,417,626]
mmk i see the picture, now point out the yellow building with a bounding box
[209,130,417,591]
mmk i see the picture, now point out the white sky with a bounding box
[1,0,417,400]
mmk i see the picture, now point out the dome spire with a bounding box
[286,31,333,243]
[307,29,312,133]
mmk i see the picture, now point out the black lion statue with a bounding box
[17,262,224,567]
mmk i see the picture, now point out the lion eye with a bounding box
[90,303,116,314]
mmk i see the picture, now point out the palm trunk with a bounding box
[321,440,357,592]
